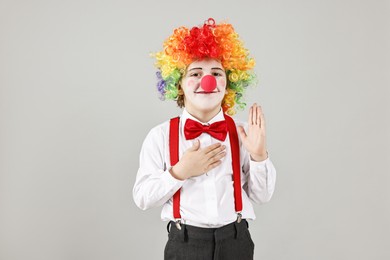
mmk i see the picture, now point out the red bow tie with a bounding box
[184,118,228,141]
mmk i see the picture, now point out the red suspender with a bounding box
[224,114,243,214]
[169,117,181,219]
[169,114,243,222]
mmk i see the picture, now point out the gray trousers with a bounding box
[164,220,254,260]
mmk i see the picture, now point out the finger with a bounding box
[259,108,266,130]
[206,160,223,171]
[256,105,261,126]
[208,150,226,162]
[252,103,257,125]
[203,142,223,154]
[248,105,253,125]
[203,143,222,153]
[190,139,200,151]
[206,145,226,157]
[237,126,247,140]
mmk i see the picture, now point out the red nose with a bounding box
[200,75,217,92]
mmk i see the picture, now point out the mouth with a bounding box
[194,91,218,94]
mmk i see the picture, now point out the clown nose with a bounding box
[200,75,217,92]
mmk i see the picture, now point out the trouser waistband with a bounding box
[167,220,249,242]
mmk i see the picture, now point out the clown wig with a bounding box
[153,18,257,115]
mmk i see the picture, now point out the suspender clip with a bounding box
[175,219,182,230]
[236,212,242,223]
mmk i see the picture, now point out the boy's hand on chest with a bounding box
[170,140,226,180]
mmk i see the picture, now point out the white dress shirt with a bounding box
[133,108,276,228]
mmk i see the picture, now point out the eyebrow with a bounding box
[188,67,225,71]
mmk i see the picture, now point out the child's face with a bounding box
[180,58,227,115]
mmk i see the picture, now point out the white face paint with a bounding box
[181,58,227,118]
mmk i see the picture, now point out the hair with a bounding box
[153,18,257,115]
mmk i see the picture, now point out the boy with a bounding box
[133,18,276,260]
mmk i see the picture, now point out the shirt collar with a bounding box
[181,108,225,125]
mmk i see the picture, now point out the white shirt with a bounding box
[133,109,276,228]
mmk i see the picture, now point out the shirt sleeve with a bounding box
[239,122,277,204]
[132,124,185,210]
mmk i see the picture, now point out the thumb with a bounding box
[190,139,200,151]
[237,126,247,141]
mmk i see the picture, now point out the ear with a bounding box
[178,85,184,96]
[222,85,227,95]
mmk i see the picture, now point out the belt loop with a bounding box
[167,221,172,234]
[183,224,188,242]
[234,221,239,239]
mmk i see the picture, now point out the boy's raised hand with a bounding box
[237,103,268,162]
[170,140,226,180]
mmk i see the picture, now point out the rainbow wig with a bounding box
[153,18,257,115]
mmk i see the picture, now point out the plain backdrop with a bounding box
[1,0,389,259]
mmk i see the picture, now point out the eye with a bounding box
[212,72,223,77]
[190,72,201,77]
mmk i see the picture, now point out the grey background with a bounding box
[0,0,389,259]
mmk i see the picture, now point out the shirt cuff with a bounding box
[249,157,269,169]
[162,168,186,189]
